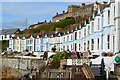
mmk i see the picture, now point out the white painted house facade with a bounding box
[9,0,120,54]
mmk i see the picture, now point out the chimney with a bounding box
[82,3,85,6]
[44,20,47,22]
[56,12,58,15]
[63,11,65,14]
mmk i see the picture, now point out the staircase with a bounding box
[82,63,95,79]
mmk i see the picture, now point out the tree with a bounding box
[49,60,60,69]
[41,52,48,60]
[0,40,9,52]
[52,46,56,52]
[49,53,61,69]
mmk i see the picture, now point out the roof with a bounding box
[53,13,64,18]
[28,22,48,28]
[99,4,107,12]
[0,28,20,35]
[68,5,80,8]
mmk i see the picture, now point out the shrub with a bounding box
[107,52,113,56]
[40,52,48,60]
[52,47,56,52]
[101,52,107,56]
[49,60,60,69]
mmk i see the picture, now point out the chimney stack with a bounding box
[56,12,58,15]
[44,20,47,22]
[63,11,65,14]
[82,3,85,6]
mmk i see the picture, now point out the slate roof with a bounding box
[46,31,64,37]
[99,4,107,12]
[53,13,64,18]
[0,28,20,35]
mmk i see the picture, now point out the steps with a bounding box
[82,63,95,79]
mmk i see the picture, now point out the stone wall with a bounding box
[2,57,46,70]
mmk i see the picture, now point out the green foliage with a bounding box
[115,56,120,62]
[65,17,74,19]
[20,17,89,34]
[63,52,72,59]
[49,60,60,69]
[41,52,48,60]
[0,40,9,52]
[49,52,62,69]
[52,53,61,61]
[49,51,72,69]
[52,46,56,52]
[53,19,75,29]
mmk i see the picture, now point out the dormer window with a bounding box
[45,34,47,37]
[67,31,69,34]
[75,27,77,30]
[51,34,53,37]
[23,37,25,39]
[17,37,19,39]
[30,36,33,38]
[79,24,81,29]
[58,33,61,37]
[71,29,73,32]
[37,35,39,38]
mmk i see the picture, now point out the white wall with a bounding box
[0,34,15,40]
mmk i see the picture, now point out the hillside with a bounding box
[19,16,89,34]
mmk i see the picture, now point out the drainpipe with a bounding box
[106,67,109,80]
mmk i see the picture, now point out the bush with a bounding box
[0,40,9,52]
[101,52,107,56]
[52,47,56,52]
[49,60,60,69]
[107,52,113,56]
[115,56,120,62]
[40,52,48,60]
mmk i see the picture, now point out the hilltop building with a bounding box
[28,20,51,29]
[52,2,107,22]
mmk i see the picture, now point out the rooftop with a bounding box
[0,28,20,35]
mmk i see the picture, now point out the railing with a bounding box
[67,59,91,65]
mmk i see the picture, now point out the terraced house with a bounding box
[9,0,120,54]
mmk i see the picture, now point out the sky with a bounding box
[1,0,108,30]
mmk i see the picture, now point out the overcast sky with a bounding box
[1,0,108,30]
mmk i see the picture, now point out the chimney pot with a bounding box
[63,11,65,14]
[82,3,85,6]
[56,12,58,15]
